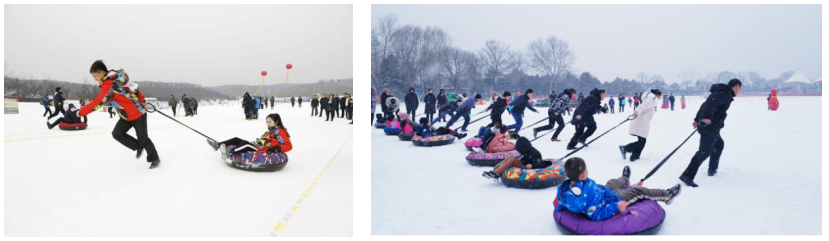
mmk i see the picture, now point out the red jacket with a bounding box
[257,127,293,153]
[79,79,145,121]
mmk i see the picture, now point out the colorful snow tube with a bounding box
[466,150,521,166]
[554,199,665,235]
[58,122,87,130]
[500,158,566,189]
[412,135,455,147]
[375,122,386,129]
[398,132,414,141]
[464,138,483,151]
[384,127,403,135]
[661,103,669,109]
[227,150,289,172]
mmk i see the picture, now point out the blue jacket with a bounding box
[42,96,50,106]
[457,98,477,112]
[416,125,436,137]
[509,95,537,115]
[609,98,615,106]
[554,178,622,221]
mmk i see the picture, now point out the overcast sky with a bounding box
[5,4,352,86]
[372,4,821,84]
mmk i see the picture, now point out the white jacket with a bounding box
[629,95,657,138]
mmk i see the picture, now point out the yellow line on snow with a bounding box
[271,138,349,236]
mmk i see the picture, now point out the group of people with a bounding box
[168,94,199,117]
[310,93,353,124]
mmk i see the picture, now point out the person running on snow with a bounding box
[432,99,461,126]
[444,94,479,133]
[404,87,419,121]
[212,113,292,160]
[485,91,511,128]
[481,137,552,180]
[47,87,66,119]
[619,89,661,162]
[534,88,574,142]
[567,88,608,150]
[423,89,437,123]
[554,158,681,221]
[679,79,741,188]
[41,94,53,117]
[47,103,87,129]
[79,60,160,169]
[507,89,540,136]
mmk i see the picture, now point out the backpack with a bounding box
[104,68,146,116]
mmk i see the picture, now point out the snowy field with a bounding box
[371,95,821,235]
[5,102,352,236]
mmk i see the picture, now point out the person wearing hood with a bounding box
[619,89,661,162]
[404,87,419,121]
[485,91,511,127]
[507,89,540,135]
[567,88,608,150]
[534,88,574,142]
[680,79,741,187]
[47,103,87,129]
[444,94,480,132]
[371,87,378,125]
[386,96,401,121]
[41,94,53,117]
[437,89,448,122]
[482,137,552,180]
[380,89,391,121]
[423,89,437,123]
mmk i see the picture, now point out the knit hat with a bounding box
[475,94,482,99]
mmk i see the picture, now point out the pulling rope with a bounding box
[530,120,572,142]
[628,127,699,188]
[554,115,635,160]
[145,103,217,143]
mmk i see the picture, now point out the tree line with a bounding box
[371,14,799,98]
[209,78,353,99]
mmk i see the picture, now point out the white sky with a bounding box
[5,4,353,86]
[371,4,822,84]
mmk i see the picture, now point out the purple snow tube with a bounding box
[554,199,665,235]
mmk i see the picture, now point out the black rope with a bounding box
[530,120,571,142]
[470,109,488,117]
[146,103,217,142]
[556,115,635,160]
[518,117,550,133]
[467,113,492,125]
[640,129,698,182]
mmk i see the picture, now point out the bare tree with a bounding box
[478,39,514,85]
[440,47,475,89]
[526,35,575,93]
[635,72,649,84]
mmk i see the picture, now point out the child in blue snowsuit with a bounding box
[554,157,681,221]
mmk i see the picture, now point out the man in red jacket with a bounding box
[78,60,161,169]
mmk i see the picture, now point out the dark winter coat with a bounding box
[486,96,508,118]
[551,93,571,114]
[63,106,83,123]
[438,102,457,113]
[290,97,295,103]
[404,92,419,110]
[312,98,319,107]
[577,94,584,103]
[53,91,65,108]
[424,93,437,114]
[298,97,303,103]
[340,96,347,108]
[41,96,51,106]
[509,95,538,115]
[555,177,622,221]
[514,137,551,169]
[380,91,390,112]
[169,97,178,107]
[669,96,675,103]
[320,97,329,110]
[332,97,341,110]
[437,93,448,106]
[571,88,603,126]
[608,98,615,106]
[694,84,735,136]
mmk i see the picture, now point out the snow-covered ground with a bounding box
[5,102,352,236]
[371,95,821,235]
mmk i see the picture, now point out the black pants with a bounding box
[445,110,470,131]
[299,102,302,107]
[620,105,624,112]
[332,108,340,118]
[48,105,65,119]
[312,106,319,116]
[407,109,416,121]
[271,101,274,109]
[194,106,198,115]
[568,124,597,148]
[634,102,639,111]
[609,105,615,114]
[536,113,565,139]
[325,109,334,121]
[682,133,724,181]
[347,108,353,120]
[491,113,502,126]
[43,105,53,117]
[371,113,375,125]
[425,113,434,123]
[112,114,159,162]
[670,102,674,111]
[171,105,177,116]
[624,136,647,159]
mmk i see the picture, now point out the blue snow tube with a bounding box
[384,127,403,135]
[554,200,665,235]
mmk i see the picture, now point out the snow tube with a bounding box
[398,132,414,141]
[554,199,665,235]
[375,122,386,129]
[58,122,87,130]
[500,158,566,189]
[384,127,403,135]
[464,138,483,151]
[227,150,289,172]
[681,103,686,109]
[412,135,455,147]
[466,150,521,166]
[661,103,669,109]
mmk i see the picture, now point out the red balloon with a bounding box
[286,63,293,70]
[261,71,268,76]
